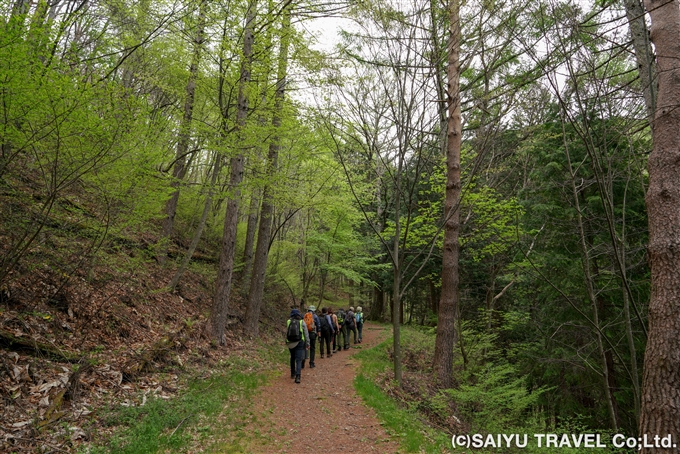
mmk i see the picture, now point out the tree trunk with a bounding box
[624,0,657,126]
[239,188,260,284]
[348,280,354,307]
[639,0,680,447]
[429,277,438,316]
[157,0,207,265]
[432,0,461,390]
[244,6,291,335]
[168,153,221,291]
[209,0,257,344]
[371,284,383,320]
[564,118,619,431]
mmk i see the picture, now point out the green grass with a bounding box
[86,357,269,453]
[353,329,452,453]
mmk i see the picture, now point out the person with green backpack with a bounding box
[286,309,309,384]
[336,308,347,352]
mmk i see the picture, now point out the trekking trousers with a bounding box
[337,327,347,350]
[320,330,332,355]
[308,331,317,364]
[348,324,357,343]
[357,322,363,341]
[289,341,305,377]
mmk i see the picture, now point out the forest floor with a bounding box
[220,323,403,453]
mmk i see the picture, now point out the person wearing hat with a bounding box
[304,305,321,368]
[286,308,309,384]
[355,306,364,343]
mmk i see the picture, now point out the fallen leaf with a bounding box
[13,366,21,382]
[70,426,87,441]
[11,421,31,429]
[38,380,62,393]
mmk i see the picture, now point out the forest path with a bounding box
[231,322,402,453]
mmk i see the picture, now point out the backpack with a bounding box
[319,314,330,332]
[286,318,302,343]
[337,310,345,324]
[304,312,315,333]
[356,312,363,324]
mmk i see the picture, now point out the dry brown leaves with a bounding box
[0,260,274,453]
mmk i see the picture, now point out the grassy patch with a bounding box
[86,357,270,453]
[353,328,451,453]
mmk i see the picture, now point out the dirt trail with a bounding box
[240,322,401,453]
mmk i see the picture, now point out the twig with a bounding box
[170,414,193,438]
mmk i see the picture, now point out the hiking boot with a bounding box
[291,372,295,378]
[320,354,324,358]
[295,375,301,384]
[310,363,315,368]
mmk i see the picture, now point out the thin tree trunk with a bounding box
[624,0,657,126]
[432,0,461,390]
[168,154,222,291]
[371,284,383,320]
[564,121,619,431]
[239,188,260,284]
[349,280,354,307]
[429,277,438,315]
[209,0,257,344]
[392,160,403,386]
[639,0,680,446]
[157,0,207,265]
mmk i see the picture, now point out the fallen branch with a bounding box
[0,328,81,363]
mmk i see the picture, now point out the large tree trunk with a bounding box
[432,0,461,390]
[639,0,680,447]
[209,0,257,344]
[157,0,206,265]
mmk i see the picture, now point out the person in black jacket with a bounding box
[318,307,334,358]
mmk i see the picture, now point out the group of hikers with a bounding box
[286,305,365,384]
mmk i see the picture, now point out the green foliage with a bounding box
[88,359,267,453]
[353,329,451,453]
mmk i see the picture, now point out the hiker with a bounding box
[336,307,347,351]
[319,307,334,357]
[346,306,357,348]
[329,308,340,353]
[355,306,364,343]
[303,305,321,368]
[286,309,309,384]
